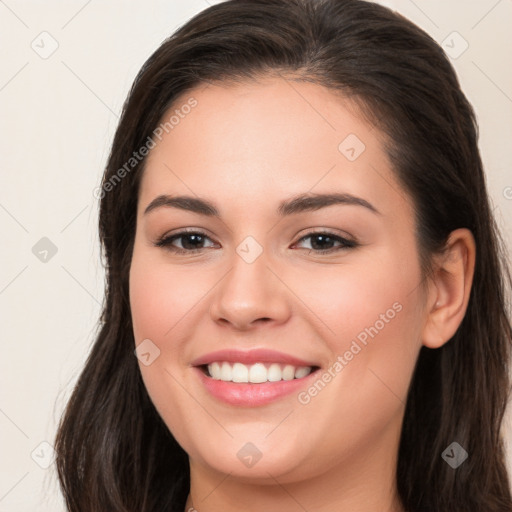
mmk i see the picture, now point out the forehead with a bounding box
[139,76,412,221]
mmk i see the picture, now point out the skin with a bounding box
[129,75,476,512]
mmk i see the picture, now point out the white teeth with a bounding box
[206,361,313,383]
[220,362,232,381]
[232,362,248,382]
[209,362,221,379]
[248,363,267,383]
[294,366,311,379]
[267,363,282,382]
[282,364,295,381]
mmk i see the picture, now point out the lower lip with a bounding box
[195,367,318,407]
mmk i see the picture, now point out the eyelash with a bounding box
[154,229,358,255]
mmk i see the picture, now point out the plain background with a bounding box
[0,0,511,510]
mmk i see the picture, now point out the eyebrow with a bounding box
[143,192,381,217]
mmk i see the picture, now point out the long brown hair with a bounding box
[54,0,512,510]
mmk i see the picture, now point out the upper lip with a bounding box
[190,349,319,368]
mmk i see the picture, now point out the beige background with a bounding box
[0,0,510,510]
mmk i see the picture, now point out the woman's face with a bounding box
[129,77,428,485]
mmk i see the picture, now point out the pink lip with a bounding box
[194,367,319,407]
[190,348,318,368]
[190,349,320,407]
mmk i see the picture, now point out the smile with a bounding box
[205,361,313,383]
[191,349,321,406]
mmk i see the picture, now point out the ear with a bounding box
[421,228,476,349]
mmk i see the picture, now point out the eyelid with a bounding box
[293,231,357,251]
[154,228,216,250]
[154,228,358,255]
[294,226,354,241]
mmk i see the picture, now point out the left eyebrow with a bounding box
[277,192,381,216]
[143,192,381,217]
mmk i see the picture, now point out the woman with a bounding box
[55,0,512,511]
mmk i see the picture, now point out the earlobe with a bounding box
[421,228,476,349]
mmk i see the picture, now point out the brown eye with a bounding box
[155,231,216,254]
[294,232,358,253]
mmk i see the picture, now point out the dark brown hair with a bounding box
[54,0,512,510]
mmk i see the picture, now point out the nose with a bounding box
[209,248,291,331]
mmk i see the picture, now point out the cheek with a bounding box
[128,248,220,425]
[129,249,194,410]
[129,251,206,344]
[290,243,422,374]
[129,252,202,444]
[291,252,424,446]
[289,251,421,350]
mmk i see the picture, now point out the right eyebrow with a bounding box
[144,195,219,217]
